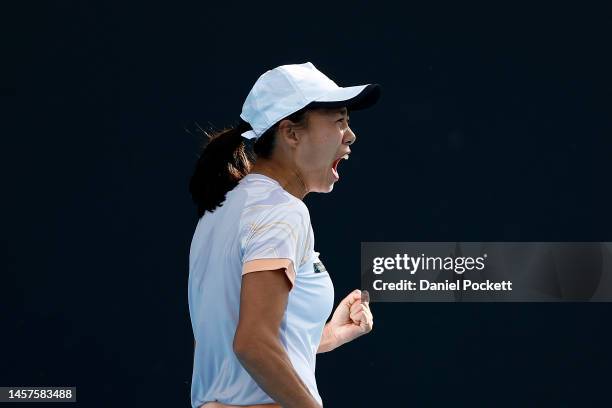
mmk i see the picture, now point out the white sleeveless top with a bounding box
[188,173,335,408]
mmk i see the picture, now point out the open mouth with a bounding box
[331,154,350,180]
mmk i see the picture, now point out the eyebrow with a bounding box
[329,108,348,117]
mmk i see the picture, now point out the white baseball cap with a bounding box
[239,62,381,140]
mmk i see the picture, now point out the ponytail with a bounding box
[189,120,253,218]
[189,107,310,218]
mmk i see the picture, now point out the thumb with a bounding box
[345,289,361,308]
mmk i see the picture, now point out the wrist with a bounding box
[317,323,338,353]
[324,323,341,350]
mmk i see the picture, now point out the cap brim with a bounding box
[307,83,381,111]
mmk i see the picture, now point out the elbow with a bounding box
[233,330,258,360]
[232,333,248,357]
[233,329,275,361]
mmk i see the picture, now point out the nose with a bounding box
[344,126,357,145]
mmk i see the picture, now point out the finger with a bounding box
[361,310,373,327]
[360,306,373,323]
[350,308,367,323]
[350,307,364,321]
[349,303,367,317]
[359,313,372,330]
[346,289,361,308]
[364,308,373,322]
[349,300,363,314]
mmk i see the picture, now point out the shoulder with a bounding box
[241,180,310,226]
[250,194,310,237]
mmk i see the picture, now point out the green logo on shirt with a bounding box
[313,261,327,274]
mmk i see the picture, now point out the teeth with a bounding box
[342,154,349,160]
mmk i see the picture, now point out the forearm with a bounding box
[317,323,340,354]
[235,338,321,408]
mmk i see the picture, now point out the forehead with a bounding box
[310,107,348,118]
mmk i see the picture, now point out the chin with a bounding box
[311,182,335,193]
[323,180,336,193]
[308,172,338,193]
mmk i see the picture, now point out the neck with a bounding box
[249,160,309,200]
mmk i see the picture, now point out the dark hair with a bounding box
[189,107,310,218]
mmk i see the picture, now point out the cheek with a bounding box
[297,130,342,168]
[296,146,326,170]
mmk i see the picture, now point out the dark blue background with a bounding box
[5,2,612,407]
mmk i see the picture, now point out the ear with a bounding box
[277,119,300,147]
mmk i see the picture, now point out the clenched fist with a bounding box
[327,289,374,347]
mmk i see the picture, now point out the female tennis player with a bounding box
[188,62,380,408]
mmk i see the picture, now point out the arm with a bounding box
[233,268,321,408]
[317,322,339,354]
